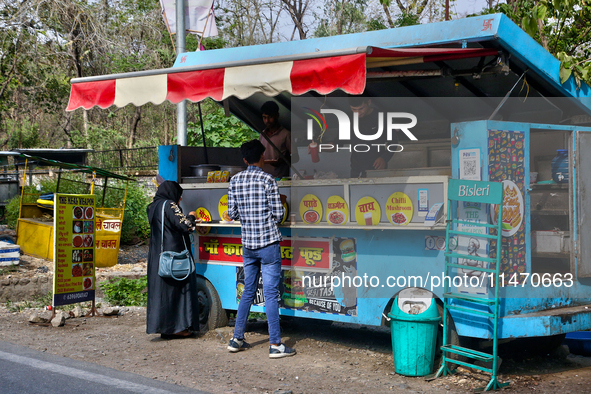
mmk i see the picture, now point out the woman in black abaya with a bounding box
[146,181,199,338]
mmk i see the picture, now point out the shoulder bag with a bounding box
[158,200,195,281]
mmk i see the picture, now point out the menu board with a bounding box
[386,192,413,226]
[299,194,322,224]
[326,195,348,225]
[196,207,212,222]
[53,194,96,307]
[354,196,381,225]
[95,216,122,267]
[218,195,231,222]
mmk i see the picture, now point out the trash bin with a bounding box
[388,287,440,376]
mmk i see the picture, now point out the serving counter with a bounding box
[180,176,449,231]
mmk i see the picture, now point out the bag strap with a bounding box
[161,199,194,263]
[160,200,167,254]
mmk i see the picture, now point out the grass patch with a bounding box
[99,277,148,306]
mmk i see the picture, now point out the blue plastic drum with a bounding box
[551,149,569,183]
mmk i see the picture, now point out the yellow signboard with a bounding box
[326,196,348,225]
[281,201,289,225]
[196,207,212,222]
[196,207,212,235]
[95,215,122,267]
[53,194,96,307]
[354,196,381,225]
[299,194,322,224]
[386,192,413,226]
[218,194,232,222]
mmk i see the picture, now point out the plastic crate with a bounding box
[564,332,591,357]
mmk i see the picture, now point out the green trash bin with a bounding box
[388,287,440,376]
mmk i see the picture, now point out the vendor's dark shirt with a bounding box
[260,126,291,178]
[350,110,396,178]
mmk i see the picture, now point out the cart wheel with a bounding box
[196,276,228,330]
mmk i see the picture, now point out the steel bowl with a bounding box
[190,164,220,177]
[220,165,246,177]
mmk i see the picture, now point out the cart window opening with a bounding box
[529,129,572,275]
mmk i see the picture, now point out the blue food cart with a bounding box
[68,13,591,387]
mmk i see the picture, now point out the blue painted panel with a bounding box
[194,225,447,326]
[158,145,177,182]
[174,13,591,102]
[174,15,502,68]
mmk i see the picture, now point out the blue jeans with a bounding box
[233,242,281,345]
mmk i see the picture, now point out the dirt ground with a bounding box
[2,248,591,393]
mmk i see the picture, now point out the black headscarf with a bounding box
[147,180,183,220]
[154,180,183,203]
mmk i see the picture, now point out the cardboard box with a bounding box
[532,231,570,254]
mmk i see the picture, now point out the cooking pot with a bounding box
[220,165,246,177]
[190,164,220,177]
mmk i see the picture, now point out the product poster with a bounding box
[53,194,96,306]
[456,202,489,295]
[488,129,526,278]
[418,189,429,217]
[232,237,357,316]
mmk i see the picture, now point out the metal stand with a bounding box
[436,179,509,391]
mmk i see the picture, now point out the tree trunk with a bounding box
[128,106,142,148]
[83,110,90,149]
[62,112,74,148]
[537,18,548,50]
[282,0,309,40]
[382,4,394,28]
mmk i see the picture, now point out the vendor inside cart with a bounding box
[259,101,293,179]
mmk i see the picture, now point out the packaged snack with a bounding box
[214,171,222,183]
[220,171,230,183]
[207,171,216,183]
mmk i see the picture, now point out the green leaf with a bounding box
[537,5,548,19]
[559,66,572,84]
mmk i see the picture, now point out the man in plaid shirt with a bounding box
[226,139,296,358]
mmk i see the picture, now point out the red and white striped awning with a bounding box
[66,46,498,111]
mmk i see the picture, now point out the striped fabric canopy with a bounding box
[66,47,498,111]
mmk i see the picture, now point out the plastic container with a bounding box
[564,331,591,356]
[551,149,569,183]
[388,288,441,376]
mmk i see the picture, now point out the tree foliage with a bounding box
[0,0,490,155]
[186,100,258,147]
[496,0,591,89]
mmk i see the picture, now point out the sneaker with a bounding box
[227,338,250,353]
[269,343,296,358]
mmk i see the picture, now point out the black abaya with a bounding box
[146,181,199,335]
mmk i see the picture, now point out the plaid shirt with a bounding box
[227,165,283,249]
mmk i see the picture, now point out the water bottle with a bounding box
[551,149,569,183]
